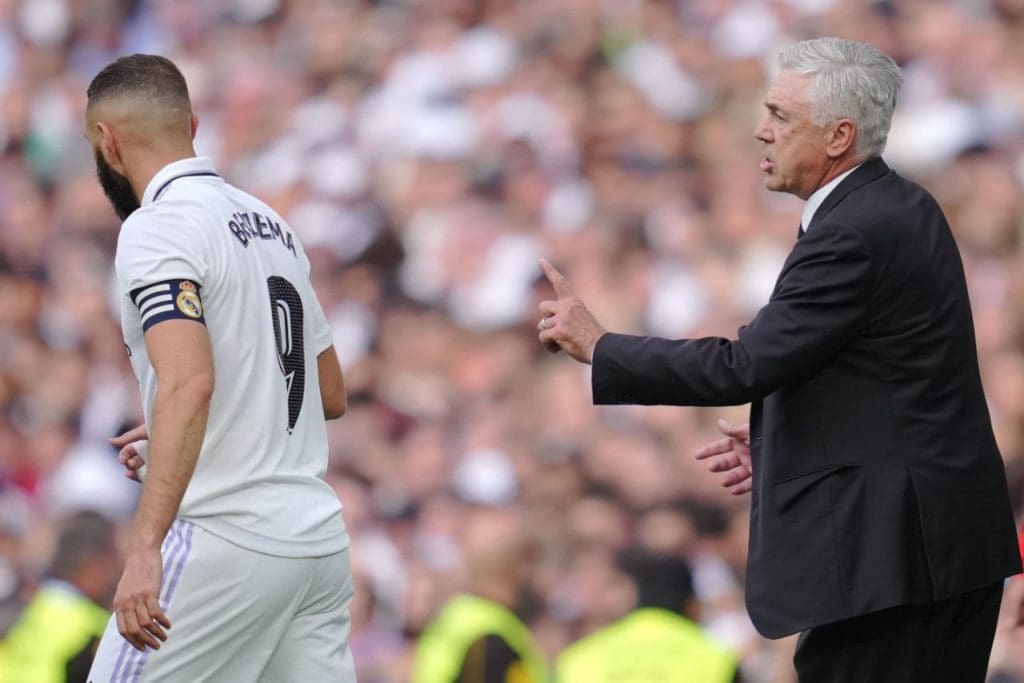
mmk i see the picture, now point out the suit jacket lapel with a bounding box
[808,157,892,231]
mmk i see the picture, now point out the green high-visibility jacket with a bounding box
[556,608,738,683]
[413,594,549,683]
[0,582,109,683]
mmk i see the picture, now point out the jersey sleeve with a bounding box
[116,209,211,332]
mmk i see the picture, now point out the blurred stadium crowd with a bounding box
[0,0,1023,680]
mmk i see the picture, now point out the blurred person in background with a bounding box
[556,547,739,683]
[413,506,548,683]
[988,570,1024,682]
[0,490,31,637]
[0,509,119,683]
[538,36,1022,682]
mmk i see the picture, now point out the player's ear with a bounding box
[190,113,199,140]
[95,121,129,175]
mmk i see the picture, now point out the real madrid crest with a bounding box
[176,287,203,318]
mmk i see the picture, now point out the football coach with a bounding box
[536,37,1022,682]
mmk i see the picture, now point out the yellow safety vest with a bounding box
[556,608,737,683]
[413,594,549,683]
[0,583,109,683]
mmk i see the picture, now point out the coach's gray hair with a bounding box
[778,37,903,159]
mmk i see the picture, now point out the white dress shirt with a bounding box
[800,165,861,233]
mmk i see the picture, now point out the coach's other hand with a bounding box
[537,259,606,364]
[113,546,171,652]
[695,420,753,495]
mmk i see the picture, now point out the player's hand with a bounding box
[537,259,606,364]
[695,420,753,495]
[113,546,171,652]
[111,424,148,482]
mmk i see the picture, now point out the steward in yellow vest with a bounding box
[413,507,549,683]
[0,582,111,683]
[414,594,548,683]
[0,510,120,683]
[556,549,740,683]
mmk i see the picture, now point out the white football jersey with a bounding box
[115,157,347,558]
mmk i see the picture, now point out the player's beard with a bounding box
[94,149,140,221]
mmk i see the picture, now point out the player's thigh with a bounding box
[259,547,356,683]
[89,520,214,682]
[91,522,307,682]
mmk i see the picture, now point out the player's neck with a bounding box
[127,144,199,205]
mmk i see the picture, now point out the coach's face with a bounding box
[755,70,835,200]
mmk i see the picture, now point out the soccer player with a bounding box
[83,54,355,681]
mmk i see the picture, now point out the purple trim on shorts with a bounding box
[159,523,188,607]
[125,521,195,683]
[110,521,190,682]
[166,523,194,606]
[110,526,179,683]
[109,637,132,682]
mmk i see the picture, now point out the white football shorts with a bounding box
[88,519,356,682]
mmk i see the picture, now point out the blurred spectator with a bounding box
[412,506,548,683]
[556,547,740,682]
[989,574,1024,683]
[0,509,119,683]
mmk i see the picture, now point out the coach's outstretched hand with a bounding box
[695,420,753,495]
[537,259,606,364]
[113,546,171,652]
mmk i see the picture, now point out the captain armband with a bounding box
[130,279,206,332]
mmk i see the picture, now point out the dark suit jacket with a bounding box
[592,158,1023,638]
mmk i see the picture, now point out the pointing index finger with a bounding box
[539,258,573,299]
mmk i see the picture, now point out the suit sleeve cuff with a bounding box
[591,332,640,405]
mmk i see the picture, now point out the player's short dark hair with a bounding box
[87,54,191,110]
[49,509,116,581]
[617,547,695,613]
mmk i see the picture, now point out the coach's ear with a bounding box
[825,118,856,159]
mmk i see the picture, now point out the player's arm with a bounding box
[133,318,214,549]
[114,318,213,652]
[318,345,346,419]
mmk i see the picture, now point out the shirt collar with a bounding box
[801,164,861,232]
[141,156,219,207]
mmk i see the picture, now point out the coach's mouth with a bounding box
[760,157,775,173]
